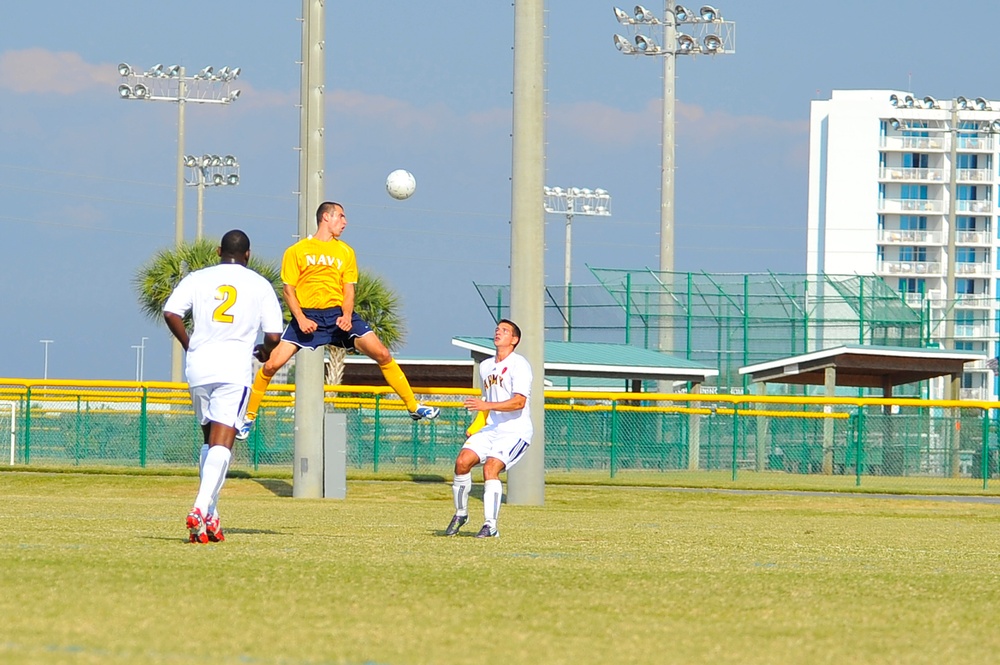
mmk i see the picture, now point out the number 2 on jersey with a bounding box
[213,285,237,323]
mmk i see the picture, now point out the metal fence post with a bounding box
[610,400,619,478]
[373,393,381,473]
[24,387,31,465]
[139,386,148,468]
[981,408,990,491]
[855,406,864,487]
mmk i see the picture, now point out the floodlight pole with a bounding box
[544,187,612,341]
[612,3,736,358]
[39,339,53,380]
[118,61,241,381]
[175,71,186,249]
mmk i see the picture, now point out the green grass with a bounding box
[2,471,1000,665]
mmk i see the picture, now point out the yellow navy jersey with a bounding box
[163,263,283,387]
[280,236,358,309]
[479,351,533,440]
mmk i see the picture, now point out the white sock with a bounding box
[199,444,210,475]
[483,479,502,527]
[452,473,472,516]
[194,446,231,516]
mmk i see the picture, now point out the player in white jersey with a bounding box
[163,229,283,544]
[444,319,533,538]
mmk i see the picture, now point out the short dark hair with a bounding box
[220,229,250,257]
[499,318,521,347]
[316,201,343,223]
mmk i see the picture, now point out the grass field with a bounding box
[3,471,1000,665]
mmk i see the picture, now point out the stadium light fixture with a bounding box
[613,33,636,53]
[700,5,720,20]
[613,6,632,23]
[543,185,612,340]
[185,152,240,241]
[119,60,241,381]
[609,1,735,356]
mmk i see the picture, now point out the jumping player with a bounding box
[238,201,438,440]
[444,319,533,538]
[163,229,283,543]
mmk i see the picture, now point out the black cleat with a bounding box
[474,523,499,539]
[444,514,468,536]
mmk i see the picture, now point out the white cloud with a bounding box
[548,98,807,147]
[0,48,117,94]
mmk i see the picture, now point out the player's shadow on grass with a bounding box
[408,473,448,483]
[252,478,293,497]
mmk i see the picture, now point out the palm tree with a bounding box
[134,238,286,330]
[134,240,406,386]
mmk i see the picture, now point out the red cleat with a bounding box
[186,508,208,544]
[205,514,225,543]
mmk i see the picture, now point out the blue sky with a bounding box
[2,1,998,380]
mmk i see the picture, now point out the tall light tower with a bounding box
[39,339,53,380]
[184,154,240,240]
[543,186,612,340]
[612,4,735,354]
[118,62,241,381]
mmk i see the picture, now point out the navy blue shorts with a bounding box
[281,307,373,350]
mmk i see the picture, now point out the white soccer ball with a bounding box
[386,169,416,200]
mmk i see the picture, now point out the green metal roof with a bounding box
[452,337,718,382]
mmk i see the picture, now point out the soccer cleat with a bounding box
[444,514,468,536]
[205,514,225,543]
[235,418,254,441]
[474,523,499,539]
[410,403,440,421]
[186,508,208,544]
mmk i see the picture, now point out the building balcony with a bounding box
[956,230,992,245]
[880,261,940,276]
[881,136,945,151]
[878,199,944,214]
[960,387,991,400]
[953,293,994,308]
[879,229,940,244]
[955,324,991,339]
[878,167,946,182]
[957,135,995,152]
[955,261,991,276]
[956,168,993,183]
[965,359,994,372]
[956,200,992,213]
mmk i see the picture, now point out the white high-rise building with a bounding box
[807,90,1000,400]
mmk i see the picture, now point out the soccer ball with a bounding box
[386,169,416,200]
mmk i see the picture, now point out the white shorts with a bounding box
[462,428,531,470]
[190,383,250,429]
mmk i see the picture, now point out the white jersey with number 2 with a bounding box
[479,351,533,440]
[164,263,283,388]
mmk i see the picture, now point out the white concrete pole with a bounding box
[507,0,546,506]
[293,0,327,498]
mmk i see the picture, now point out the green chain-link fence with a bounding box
[3,380,999,494]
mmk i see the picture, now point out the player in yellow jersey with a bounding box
[238,201,438,440]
